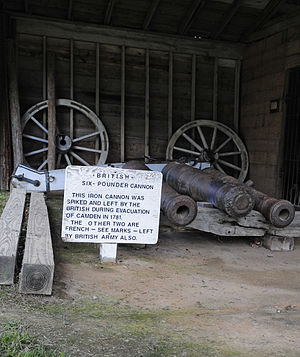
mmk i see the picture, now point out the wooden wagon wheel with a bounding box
[22,99,109,170]
[166,120,249,182]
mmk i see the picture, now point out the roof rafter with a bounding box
[104,0,116,25]
[243,0,286,40]
[143,0,161,30]
[178,0,207,35]
[211,0,242,40]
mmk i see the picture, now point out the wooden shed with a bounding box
[0,0,299,202]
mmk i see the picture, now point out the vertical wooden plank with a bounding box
[42,36,47,163]
[234,59,241,133]
[191,54,196,122]
[47,52,56,171]
[145,48,150,160]
[0,14,11,189]
[70,39,74,140]
[121,45,125,162]
[213,57,218,121]
[8,38,23,169]
[19,192,54,295]
[95,42,100,163]
[168,51,173,141]
[0,189,26,285]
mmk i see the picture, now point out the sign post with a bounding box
[61,166,162,261]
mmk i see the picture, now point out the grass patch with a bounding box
[0,321,64,357]
[0,192,9,215]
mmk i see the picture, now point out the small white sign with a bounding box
[61,166,162,244]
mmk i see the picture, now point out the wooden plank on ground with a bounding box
[187,206,266,236]
[0,189,26,285]
[19,192,54,295]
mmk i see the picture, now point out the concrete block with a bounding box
[263,235,294,251]
[99,244,118,263]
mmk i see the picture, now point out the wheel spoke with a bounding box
[196,126,208,149]
[64,154,72,166]
[30,116,48,134]
[210,127,217,151]
[218,151,241,157]
[214,163,226,174]
[218,159,242,172]
[24,147,48,157]
[72,131,101,143]
[73,145,102,154]
[38,159,48,171]
[214,137,231,153]
[182,133,203,152]
[56,153,62,167]
[69,151,90,166]
[23,134,48,144]
[173,146,202,156]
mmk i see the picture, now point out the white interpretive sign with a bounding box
[61,166,162,244]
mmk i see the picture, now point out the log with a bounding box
[0,189,26,285]
[19,192,54,295]
[8,39,23,169]
[47,52,56,171]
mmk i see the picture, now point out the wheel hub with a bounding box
[57,135,72,153]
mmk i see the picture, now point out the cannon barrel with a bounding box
[162,162,255,217]
[203,167,295,228]
[122,161,197,226]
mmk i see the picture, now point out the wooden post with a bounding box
[168,51,173,141]
[0,189,26,285]
[145,49,150,160]
[234,59,241,133]
[8,39,23,169]
[0,14,11,189]
[47,52,56,171]
[213,57,218,121]
[191,54,196,122]
[19,192,54,295]
[121,45,125,162]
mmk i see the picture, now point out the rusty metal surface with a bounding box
[203,167,295,228]
[123,160,197,226]
[163,162,254,218]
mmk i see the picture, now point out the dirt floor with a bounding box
[1,193,300,356]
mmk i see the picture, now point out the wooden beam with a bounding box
[104,0,116,25]
[191,54,196,122]
[14,15,244,59]
[67,0,73,20]
[47,52,56,171]
[145,49,150,160]
[8,39,23,169]
[243,0,286,40]
[234,60,241,133]
[121,45,125,162]
[0,14,11,189]
[95,42,100,163]
[211,0,241,40]
[245,10,300,43]
[70,39,74,140]
[19,192,54,295]
[0,189,26,285]
[213,57,218,121]
[168,52,173,141]
[179,0,207,35]
[143,0,161,30]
